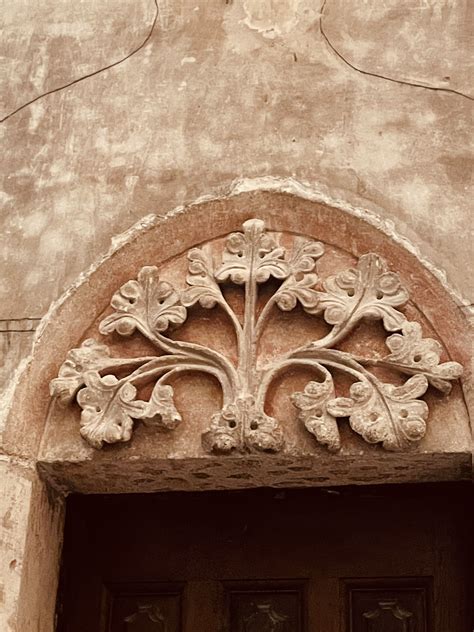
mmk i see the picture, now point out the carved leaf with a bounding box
[245,410,284,453]
[327,374,429,451]
[99,266,187,337]
[275,274,319,311]
[383,321,463,393]
[290,239,325,273]
[50,339,112,405]
[77,373,145,448]
[181,248,222,309]
[274,239,324,311]
[76,372,181,448]
[137,383,181,430]
[215,219,290,285]
[292,375,340,451]
[312,253,408,331]
[202,402,241,454]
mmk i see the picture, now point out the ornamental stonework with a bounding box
[50,219,463,454]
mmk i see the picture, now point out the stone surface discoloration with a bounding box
[36,452,472,496]
[0,0,472,326]
[0,330,35,405]
[0,460,64,632]
[321,0,473,98]
[0,2,472,630]
[0,460,33,632]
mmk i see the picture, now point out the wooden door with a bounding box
[57,483,472,632]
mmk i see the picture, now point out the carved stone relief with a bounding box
[227,585,302,632]
[50,219,463,454]
[242,603,289,632]
[124,604,168,632]
[363,599,413,630]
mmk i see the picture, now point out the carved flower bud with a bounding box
[376,272,403,296]
[350,382,371,402]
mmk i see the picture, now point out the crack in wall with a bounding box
[0,318,42,333]
[0,0,159,124]
[320,0,474,102]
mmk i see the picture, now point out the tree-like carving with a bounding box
[50,219,463,453]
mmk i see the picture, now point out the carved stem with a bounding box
[291,348,372,380]
[258,349,404,447]
[98,355,158,373]
[256,358,330,407]
[156,365,230,401]
[124,355,233,402]
[292,349,407,447]
[134,323,238,395]
[219,297,244,349]
[302,321,357,351]
[357,356,440,383]
[254,290,281,344]
[241,253,258,397]
[256,297,359,356]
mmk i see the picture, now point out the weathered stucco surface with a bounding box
[1,0,473,319]
[0,2,472,631]
[0,459,64,632]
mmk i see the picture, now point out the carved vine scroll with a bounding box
[50,219,463,453]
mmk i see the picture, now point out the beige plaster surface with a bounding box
[0,0,473,328]
[0,459,64,632]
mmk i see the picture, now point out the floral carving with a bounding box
[313,253,409,333]
[243,602,288,632]
[291,370,339,452]
[51,338,132,405]
[327,373,429,451]
[100,266,187,337]
[215,219,289,285]
[363,599,413,622]
[381,321,463,393]
[51,219,463,453]
[203,396,284,454]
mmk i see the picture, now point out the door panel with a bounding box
[57,484,472,632]
[104,584,183,632]
[226,581,305,632]
[345,578,431,632]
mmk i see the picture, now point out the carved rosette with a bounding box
[50,218,463,454]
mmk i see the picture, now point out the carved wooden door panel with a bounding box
[57,484,472,632]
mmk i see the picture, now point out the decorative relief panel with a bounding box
[346,580,430,632]
[227,585,303,632]
[105,585,181,632]
[124,604,168,632]
[50,219,463,453]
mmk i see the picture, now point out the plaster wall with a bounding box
[0,2,472,631]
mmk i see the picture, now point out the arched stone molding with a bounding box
[0,185,472,631]
[3,186,472,486]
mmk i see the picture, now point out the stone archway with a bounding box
[1,186,471,631]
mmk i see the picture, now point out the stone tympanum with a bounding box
[50,219,463,453]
